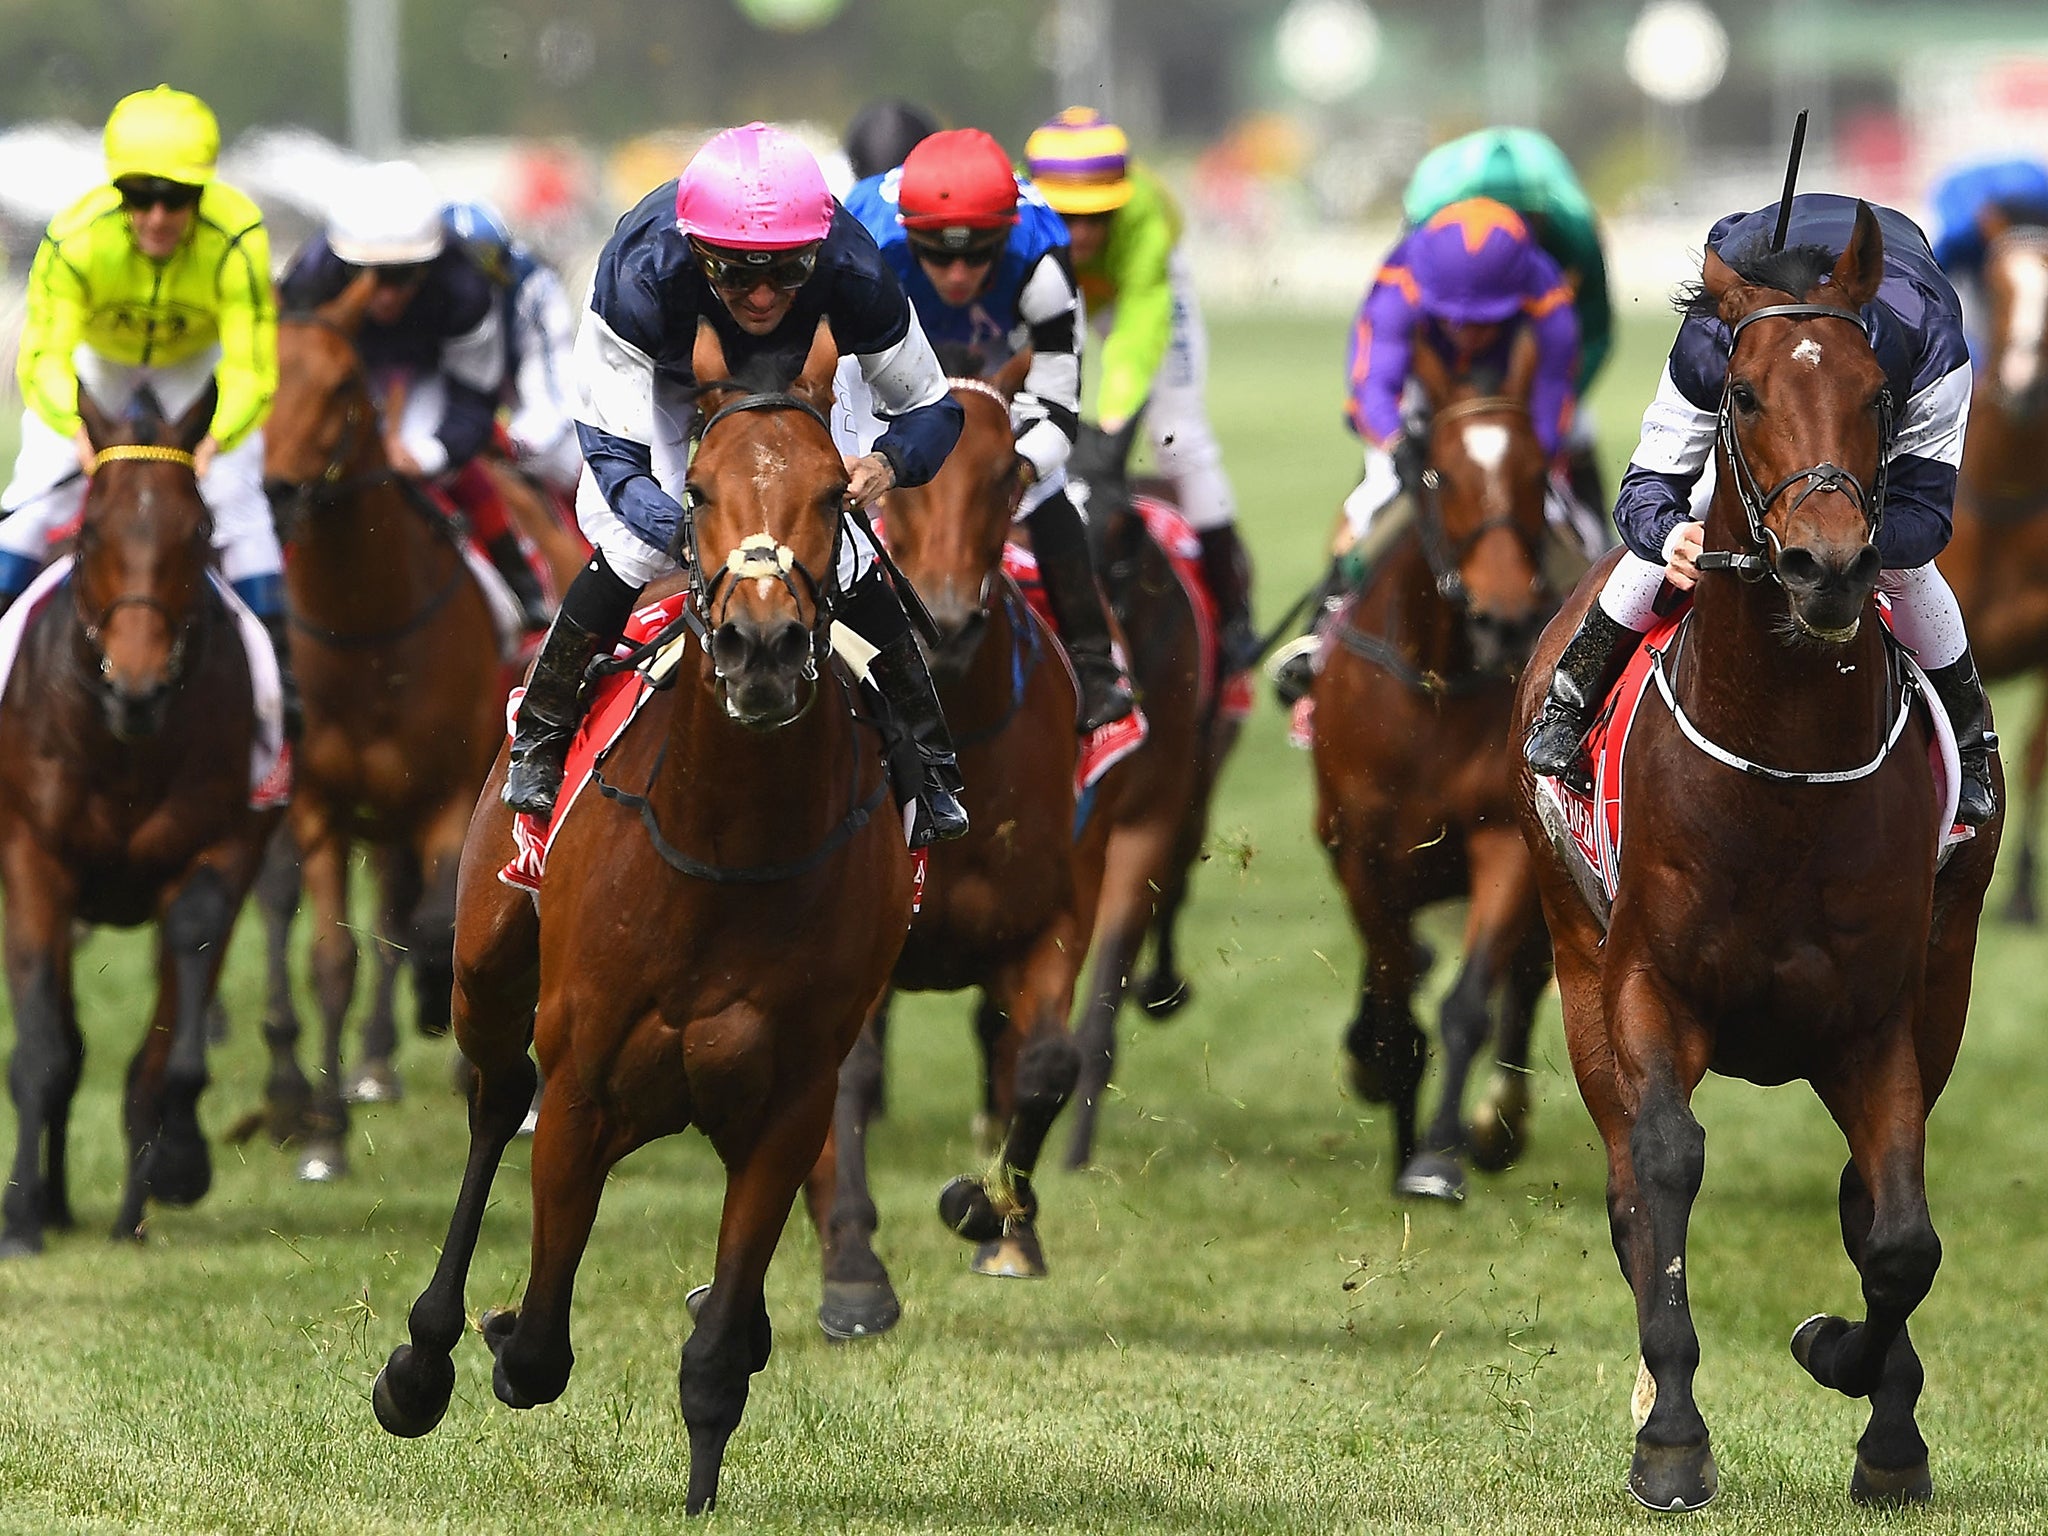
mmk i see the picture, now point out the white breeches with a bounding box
[1341,443,1404,541]
[0,346,279,588]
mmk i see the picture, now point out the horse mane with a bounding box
[123,385,170,442]
[930,340,988,380]
[1675,238,1841,319]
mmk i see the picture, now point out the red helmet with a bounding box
[897,129,1019,247]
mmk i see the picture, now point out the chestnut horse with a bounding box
[807,357,1097,1336]
[370,324,913,1516]
[1313,339,1556,1201]
[1937,217,2048,918]
[1514,207,2000,1510]
[0,386,280,1253]
[255,275,507,1180]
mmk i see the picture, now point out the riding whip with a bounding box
[1770,110,1809,252]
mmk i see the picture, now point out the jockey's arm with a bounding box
[848,305,963,491]
[570,294,686,557]
[418,300,506,476]
[1093,202,1174,432]
[506,265,579,459]
[1011,248,1083,480]
[208,216,277,455]
[1612,330,1721,575]
[17,226,91,443]
[1523,281,1581,459]
[1345,270,1418,449]
[1873,352,1972,569]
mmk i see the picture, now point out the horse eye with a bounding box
[1730,381,1760,413]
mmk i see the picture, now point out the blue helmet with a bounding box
[442,199,515,285]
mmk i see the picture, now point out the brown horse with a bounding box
[1937,217,2048,918]
[1514,207,2000,1510]
[1312,337,1556,1201]
[255,275,508,1179]
[807,358,1097,1335]
[370,323,913,1516]
[0,386,280,1254]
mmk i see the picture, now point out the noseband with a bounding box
[1701,304,1894,583]
[73,443,210,693]
[1413,396,1545,607]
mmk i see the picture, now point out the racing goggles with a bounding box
[341,260,432,289]
[907,229,1006,267]
[691,239,820,293]
[117,177,203,212]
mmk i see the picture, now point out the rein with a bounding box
[951,580,1044,747]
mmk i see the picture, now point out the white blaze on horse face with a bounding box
[1461,421,1510,473]
[1999,250,2048,398]
[1793,339,1823,369]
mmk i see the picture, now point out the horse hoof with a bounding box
[373,1346,454,1438]
[818,1279,901,1340]
[685,1284,710,1323]
[971,1225,1047,1279]
[1394,1153,1466,1203]
[145,1139,213,1207]
[1850,1453,1933,1506]
[1790,1313,1850,1384]
[937,1176,1005,1244]
[1136,970,1192,1018]
[0,1232,43,1260]
[343,1064,403,1105]
[1628,1438,1719,1512]
[296,1144,347,1183]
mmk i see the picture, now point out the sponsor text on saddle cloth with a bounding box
[1531,596,1969,924]
[0,554,292,808]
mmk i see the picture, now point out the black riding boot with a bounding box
[257,611,303,743]
[1026,491,1134,731]
[502,555,639,819]
[1270,558,1350,708]
[840,565,968,844]
[1925,650,2000,826]
[1523,604,1640,787]
[1196,523,1260,675]
[485,531,553,632]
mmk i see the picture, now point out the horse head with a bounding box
[1979,211,2048,418]
[881,347,1033,679]
[263,272,385,535]
[72,382,216,740]
[686,318,846,730]
[1700,200,1891,643]
[1410,329,1552,673]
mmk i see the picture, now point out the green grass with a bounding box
[3,313,2048,1533]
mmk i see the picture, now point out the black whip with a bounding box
[1770,110,1809,252]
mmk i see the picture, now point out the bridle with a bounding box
[1412,395,1546,608]
[72,443,212,694]
[1700,303,1894,583]
[267,313,397,534]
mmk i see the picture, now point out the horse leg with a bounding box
[1134,769,1206,1019]
[1795,1037,1942,1505]
[294,805,357,1181]
[941,931,1084,1278]
[111,864,239,1241]
[254,823,312,1144]
[808,1011,901,1341]
[972,991,1010,1153]
[1066,819,1175,1169]
[1469,920,1551,1173]
[1328,833,1427,1181]
[867,984,891,1121]
[0,840,81,1256]
[349,845,421,1106]
[2001,689,2048,924]
[408,798,468,1043]
[682,1072,841,1515]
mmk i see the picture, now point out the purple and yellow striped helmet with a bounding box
[1024,108,1133,216]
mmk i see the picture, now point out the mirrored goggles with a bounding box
[117,177,203,212]
[691,239,820,293]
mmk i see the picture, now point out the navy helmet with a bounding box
[442,198,516,286]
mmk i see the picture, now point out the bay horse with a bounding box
[255,273,507,1180]
[1513,205,2000,1510]
[370,322,913,1517]
[1936,215,2048,919]
[1314,335,1557,1202]
[0,385,280,1253]
[806,355,1097,1335]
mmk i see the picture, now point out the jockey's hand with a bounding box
[193,436,220,480]
[385,435,424,478]
[843,452,895,510]
[1662,520,1705,590]
[72,427,95,478]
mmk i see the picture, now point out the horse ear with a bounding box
[75,386,115,452]
[1824,200,1885,310]
[316,269,377,335]
[692,319,739,416]
[1409,335,1453,408]
[993,346,1033,402]
[787,319,840,414]
[1502,322,1541,405]
[170,381,219,454]
[1705,246,1769,328]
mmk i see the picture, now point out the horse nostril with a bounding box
[710,622,751,676]
[1777,546,1825,589]
[765,618,811,671]
[1844,544,1881,588]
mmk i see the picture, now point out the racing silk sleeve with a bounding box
[427,272,506,475]
[572,258,687,555]
[851,307,959,487]
[17,224,91,439]
[1550,209,1613,391]
[1094,174,1177,429]
[506,264,578,457]
[1875,355,1971,569]
[207,214,276,452]
[1345,259,1420,446]
[1522,261,1581,458]
[276,236,353,311]
[1612,318,1722,564]
[1011,246,1082,479]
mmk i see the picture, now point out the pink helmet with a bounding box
[675,122,833,250]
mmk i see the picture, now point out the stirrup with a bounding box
[1268,635,1319,707]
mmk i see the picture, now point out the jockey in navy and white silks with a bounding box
[1524,193,1997,825]
[841,128,1134,730]
[501,122,969,844]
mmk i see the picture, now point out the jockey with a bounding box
[1926,157,2048,346]
[1271,197,1581,703]
[278,162,550,631]
[0,85,296,728]
[442,199,583,497]
[1403,126,1613,505]
[1024,108,1258,673]
[844,99,939,184]
[1523,192,1997,826]
[502,122,969,844]
[842,128,1135,730]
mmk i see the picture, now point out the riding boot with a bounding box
[257,611,303,743]
[1196,522,1261,675]
[1026,491,1134,731]
[502,554,639,819]
[1522,603,1641,788]
[1270,558,1352,708]
[1924,650,2000,826]
[865,628,970,845]
[485,531,553,632]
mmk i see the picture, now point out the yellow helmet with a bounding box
[104,85,219,187]
[1024,107,1133,216]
